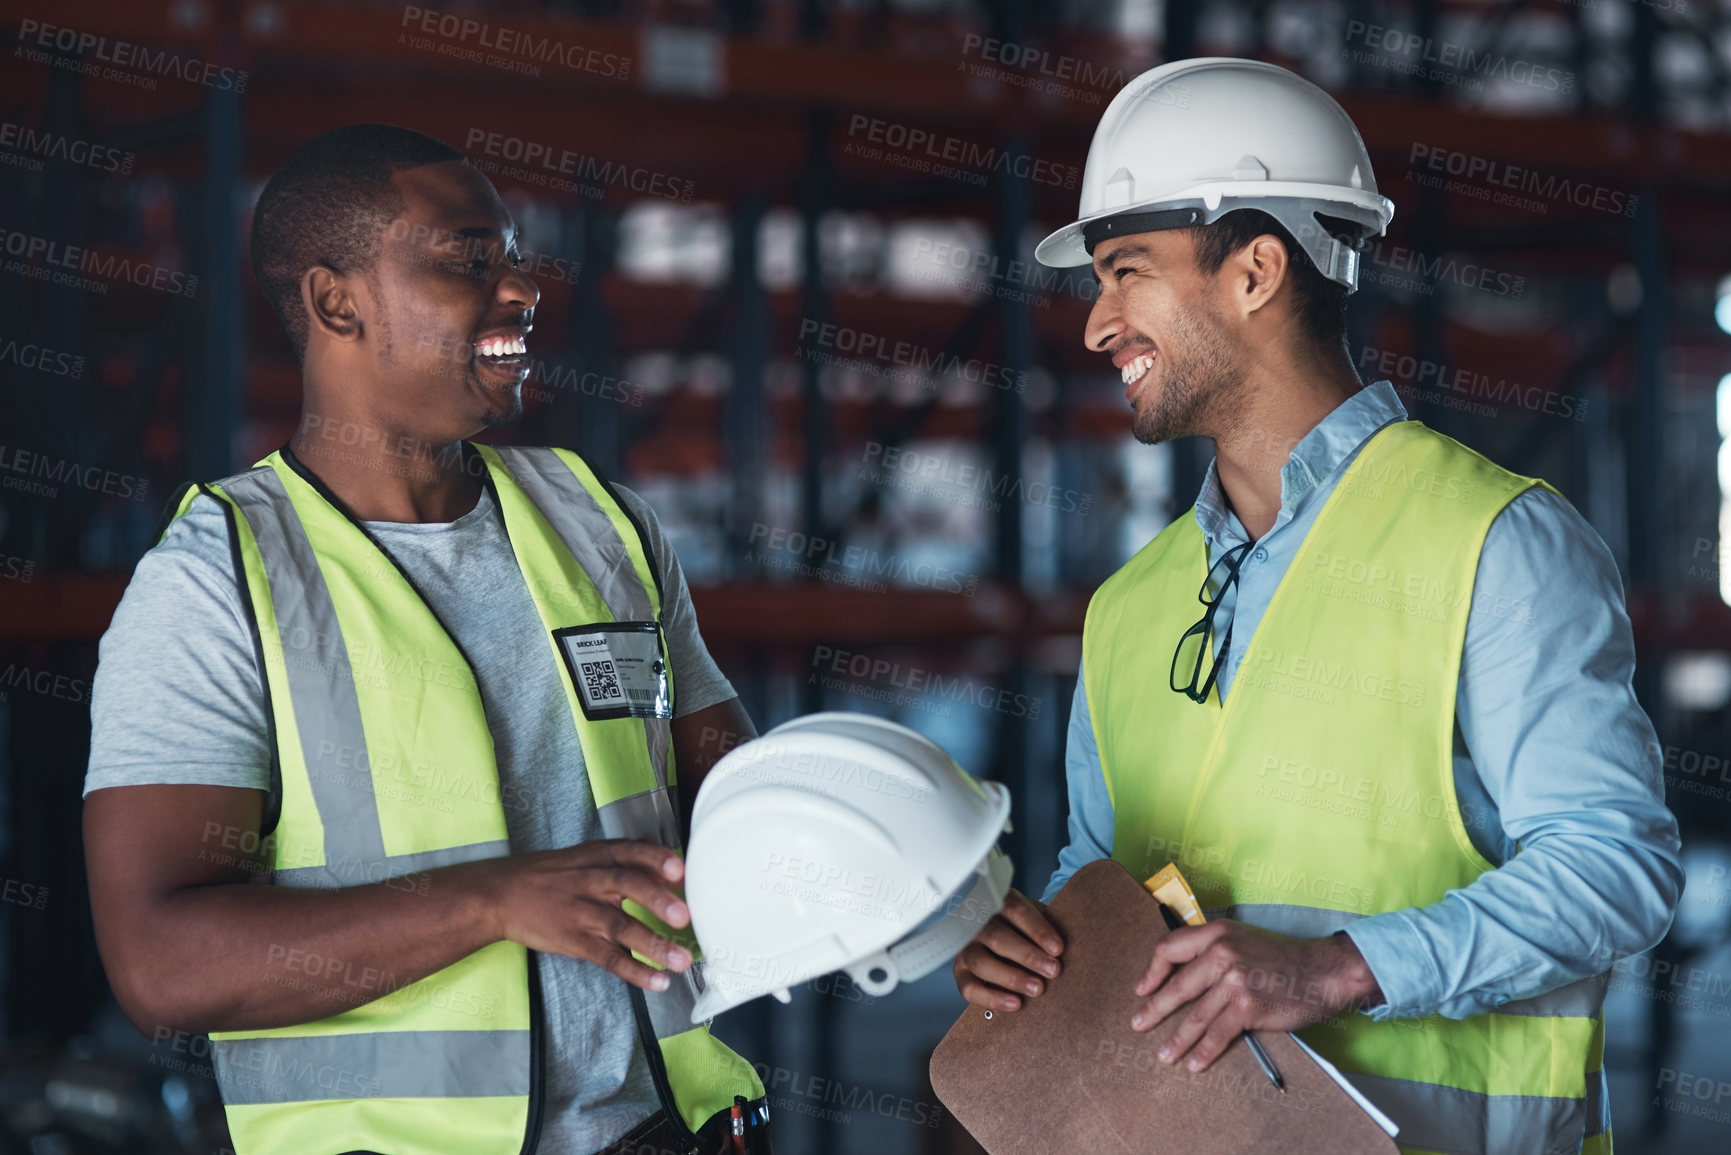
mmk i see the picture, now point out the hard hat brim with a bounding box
[1034,219,1093,269]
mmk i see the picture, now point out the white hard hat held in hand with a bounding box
[1034,57,1395,290]
[683,712,1014,1022]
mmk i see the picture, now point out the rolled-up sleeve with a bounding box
[1344,487,1684,1020]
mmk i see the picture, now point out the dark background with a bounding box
[0,0,1728,1151]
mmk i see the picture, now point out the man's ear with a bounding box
[302,265,366,345]
[1234,235,1290,319]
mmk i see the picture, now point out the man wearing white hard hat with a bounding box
[953,57,1680,1155]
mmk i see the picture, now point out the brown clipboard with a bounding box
[929,859,1400,1155]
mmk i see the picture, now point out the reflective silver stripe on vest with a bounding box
[491,447,672,794]
[1496,971,1609,1020]
[492,448,654,620]
[648,969,705,1037]
[1216,904,1607,1019]
[598,787,703,1035]
[1211,903,1361,940]
[212,1030,530,1104]
[598,789,682,852]
[1344,1072,1587,1155]
[222,468,386,871]
[273,839,511,889]
[1585,1066,1609,1139]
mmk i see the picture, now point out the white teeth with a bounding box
[1121,352,1156,386]
[476,335,527,359]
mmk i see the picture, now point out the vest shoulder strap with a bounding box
[572,449,667,611]
[483,444,666,623]
[161,468,285,837]
[1086,505,1203,642]
[152,480,199,543]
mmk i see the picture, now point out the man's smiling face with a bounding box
[366,159,541,440]
[1083,229,1244,446]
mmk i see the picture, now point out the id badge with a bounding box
[552,622,673,721]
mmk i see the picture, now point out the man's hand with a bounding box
[482,839,698,992]
[1129,921,1383,1072]
[85,785,702,1036]
[952,889,1065,1011]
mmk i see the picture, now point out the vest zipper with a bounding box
[628,985,702,1155]
[520,951,546,1154]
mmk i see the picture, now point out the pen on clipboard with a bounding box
[1143,864,1286,1094]
[1245,1034,1285,1092]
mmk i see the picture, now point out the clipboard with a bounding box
[929,859,1400,1155]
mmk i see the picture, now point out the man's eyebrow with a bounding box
[435,225,515,245]
[1098,243,1155,274]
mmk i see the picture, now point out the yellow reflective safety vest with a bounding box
[1083,421,1610,1155]
[170,442,764,1155]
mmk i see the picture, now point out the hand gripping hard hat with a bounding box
[683,713,1013,1022]
[1035,57,1394,290]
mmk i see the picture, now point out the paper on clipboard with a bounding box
[1144,865,1399,1141]
[1286,1032,1399,1139]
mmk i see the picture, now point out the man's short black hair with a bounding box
[1189,209,1352,351]
[250,124,464,362]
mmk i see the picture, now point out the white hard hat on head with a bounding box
[1035,57,1394,290]
[683,712,1013,1023]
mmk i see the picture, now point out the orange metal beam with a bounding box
[3,570,1722,656]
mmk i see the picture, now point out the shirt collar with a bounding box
[1193,379,1407,546]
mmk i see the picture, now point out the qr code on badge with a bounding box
[579,659,621,703]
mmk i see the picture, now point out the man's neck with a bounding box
[288,418,482,525]
[1208,351,1361,542]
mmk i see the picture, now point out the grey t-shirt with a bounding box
[84,478,737,1154]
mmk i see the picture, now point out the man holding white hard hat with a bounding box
[952,57,1680,1155]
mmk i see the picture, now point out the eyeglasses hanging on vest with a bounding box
[1170,540,1255,704]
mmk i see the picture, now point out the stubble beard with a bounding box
[480,385,524,428]
[1130,305,1244,446]
[460,345,524,428]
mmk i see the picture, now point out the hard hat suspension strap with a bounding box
[1082,207,1205,255]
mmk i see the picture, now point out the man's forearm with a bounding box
[1341,833,1679,1020]
[114,858,505,1036]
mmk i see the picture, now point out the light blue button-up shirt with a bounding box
[1043,379,1683,1021]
